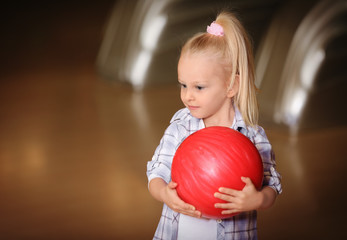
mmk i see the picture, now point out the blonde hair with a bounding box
[180,11,259,126]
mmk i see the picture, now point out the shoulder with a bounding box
[252,125,269,141]
[170,108,192,124]
[233,104,269,143]
[165,108,200,142]
[161,108,192,138]
[245,125,270,144]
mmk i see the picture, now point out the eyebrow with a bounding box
[178,79,208,85]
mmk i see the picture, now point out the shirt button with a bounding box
[216,219,222,223]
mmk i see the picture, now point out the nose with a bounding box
[182,88,194,102]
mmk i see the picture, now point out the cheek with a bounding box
[180,89,185,102]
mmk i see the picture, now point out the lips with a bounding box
[188,105,199,111]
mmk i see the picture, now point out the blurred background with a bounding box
[0,0,346,239]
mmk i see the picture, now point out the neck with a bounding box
[203,106,235,128]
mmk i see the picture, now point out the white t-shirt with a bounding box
[177,214,217,240]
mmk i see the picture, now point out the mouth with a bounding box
[188,105,199,110]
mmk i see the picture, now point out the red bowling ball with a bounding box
[171,126,263,219]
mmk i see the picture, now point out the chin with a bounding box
[189,112,205,120]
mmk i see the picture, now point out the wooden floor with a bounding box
[1,2,346,240]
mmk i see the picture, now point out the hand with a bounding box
[161,181,201,218]
[214,177,263,215]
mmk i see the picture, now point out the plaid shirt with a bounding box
[147,107,282,240]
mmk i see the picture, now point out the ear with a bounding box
[227,75,239,98]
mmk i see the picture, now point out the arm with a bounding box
[258,185,277,210]
[147,109,205,218]
[149,178,201,218]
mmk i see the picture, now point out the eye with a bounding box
[196,85,205,90]
[179,83,187,89]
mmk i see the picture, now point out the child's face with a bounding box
[178,54,236,125]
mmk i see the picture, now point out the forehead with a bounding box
[178,54,228,82]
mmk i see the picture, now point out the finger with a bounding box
[178,203,201,218]
[173,197,197,212]
[218,187,240,196]
[221,209,241,215]
[181,202,196,211]
[241,177,253,186]
[183,212,201,218]
[179,200,201,217]
[214,192,237,202]
[184,209,202,218]
[214,202,237,209]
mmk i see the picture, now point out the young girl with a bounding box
[147,11,282,240]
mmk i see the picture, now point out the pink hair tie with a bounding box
[207,21,224,36]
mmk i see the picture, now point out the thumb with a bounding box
[168,181,178,189]
[241,176,253,186]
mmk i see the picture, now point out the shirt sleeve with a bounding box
[147,123,180,185]
[253,126,282,194]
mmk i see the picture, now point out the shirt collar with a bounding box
[171,106,248,133]
[232,105,247,131]
[197,105,248,134]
